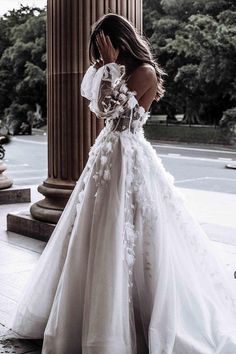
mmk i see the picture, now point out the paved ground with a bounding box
[0,136,236,353]
[0,187,45,354]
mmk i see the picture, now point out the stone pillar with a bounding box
[30,0,143,224]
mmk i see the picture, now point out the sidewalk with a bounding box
[0,185,235,353]
[0,186,45,353]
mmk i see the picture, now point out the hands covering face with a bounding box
[94,30,119,69]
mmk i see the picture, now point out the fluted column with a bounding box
[31,0,143,224]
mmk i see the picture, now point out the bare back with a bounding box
[126,63,158,111]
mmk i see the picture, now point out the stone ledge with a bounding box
[7,211,55,242]
[0,186,30,205]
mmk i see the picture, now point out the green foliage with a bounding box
[144,0,236,125]
[219,107,236,143]
[0,5,46,129]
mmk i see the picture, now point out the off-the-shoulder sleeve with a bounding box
[81,62,138,120]
[80,65,97,101]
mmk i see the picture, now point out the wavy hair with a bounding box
[89,13,166,101]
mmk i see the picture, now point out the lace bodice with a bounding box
[81,62,150,134]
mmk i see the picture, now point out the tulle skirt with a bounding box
[11,126,236,354]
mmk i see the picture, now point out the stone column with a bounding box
[31,0,143,224]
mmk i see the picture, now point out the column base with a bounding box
[30,179,75,224]
[0,175,13,190]
[0,162,13,189]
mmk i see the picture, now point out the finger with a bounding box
[96,33,102,47]
[96,42,101,58]
[106,35,119,60]
[100,31,108,47]
[96,36,103,55]
[106,35,114,49]
[97,34,107,56]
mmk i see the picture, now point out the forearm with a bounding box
[89,63,126,118]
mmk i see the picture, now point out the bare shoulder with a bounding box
[132,63,157,84]
[127,63,157,101]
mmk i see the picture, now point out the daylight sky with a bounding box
[0,0,47,16]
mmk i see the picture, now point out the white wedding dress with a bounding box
[11,62,236,354]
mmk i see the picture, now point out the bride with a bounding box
[11,13,236,354]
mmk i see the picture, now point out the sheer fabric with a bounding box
[11,62,236,354]
[81,62,150,133]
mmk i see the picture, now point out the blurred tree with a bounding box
[144,0,236,125]
[0,5,46,131]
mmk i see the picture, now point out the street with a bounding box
[153,142,236,194]
[3,135,236,194]
[4,136,47,187]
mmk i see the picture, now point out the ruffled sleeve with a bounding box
[80,65,97,101]
[81,62,138,119]
[80,62,150,133]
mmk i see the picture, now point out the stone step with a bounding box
[0,186,30,205]
[7,211,55,242]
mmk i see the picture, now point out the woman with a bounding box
[11,13,236,354]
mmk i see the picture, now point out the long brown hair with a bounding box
[89,13,166,101]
